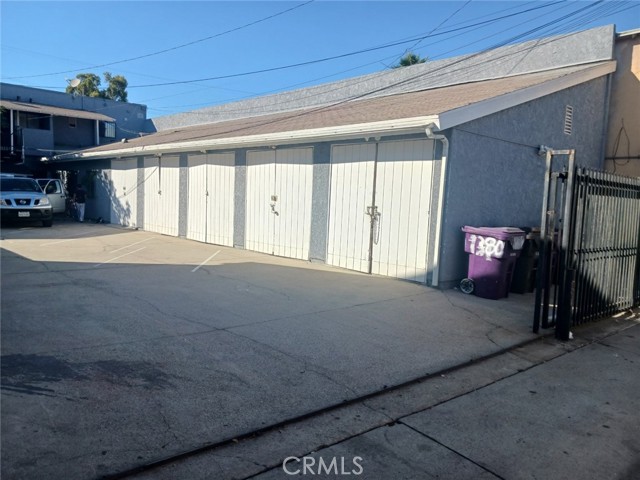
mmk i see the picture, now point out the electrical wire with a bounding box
[137,0,638,110]
[3,1,316,80]
[399,0,473,59]
[143,0,568,114]
[127,0,567,88]
[453,127,540,150]
[145,1,610,121]
[21,1,629,144]
[129,2,620,147]
[15,0,572,113]
[610,119,632,173]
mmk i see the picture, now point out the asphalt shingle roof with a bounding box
[78,62,607,157]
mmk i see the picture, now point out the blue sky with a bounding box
[1,1,638,118]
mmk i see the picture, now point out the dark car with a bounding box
[0,175,53,227]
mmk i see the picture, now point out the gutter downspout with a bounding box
[600,71,613,168]
[426,123,449,288]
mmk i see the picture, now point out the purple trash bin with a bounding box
[460,226,526,299]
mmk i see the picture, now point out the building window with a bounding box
[564,105,573,135]
[69,117,77,128]
[102,122,116,138]
[18,111,50,130]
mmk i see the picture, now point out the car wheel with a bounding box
[42,219,53,227]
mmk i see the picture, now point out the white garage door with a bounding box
[143,156,180,236]
[186,153,235,246]
[110,158,138,227]
[246,148,313,260]
[327,139,435,283]
[326,143,376,273]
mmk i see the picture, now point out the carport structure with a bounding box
[53,26,616,289]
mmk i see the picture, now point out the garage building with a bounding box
[53,26,616,289]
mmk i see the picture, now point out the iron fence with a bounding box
[534,150,640,340]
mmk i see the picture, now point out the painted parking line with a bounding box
[191,250,221,273]
[109,236,153,254]
[40,229,102,246]
[94,247,147,268]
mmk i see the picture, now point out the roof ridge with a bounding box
[150,25,614,131]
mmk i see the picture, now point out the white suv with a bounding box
[37,178,67,214]
[0,175,54,227]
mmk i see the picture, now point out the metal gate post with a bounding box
[556,150,576,341]
[534,150,553,333]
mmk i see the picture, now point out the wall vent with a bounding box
[564,105,573,135]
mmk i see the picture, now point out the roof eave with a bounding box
[52,115,441,161]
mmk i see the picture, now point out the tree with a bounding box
[392,52,427,69]
[103,73,128,102]
[66,73,102,97]
[66,72,128,102]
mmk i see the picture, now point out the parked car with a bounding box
[36,178,67,214]
[0,174,53,227]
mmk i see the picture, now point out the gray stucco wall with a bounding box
[233,149,247,248]
[309,143,331,262]
[437,77,610,289]
[178,154,188,237]
[52,117,94,148]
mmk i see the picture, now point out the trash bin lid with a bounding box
[461,226,525,240]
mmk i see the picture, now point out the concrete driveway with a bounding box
[1,221,537,480]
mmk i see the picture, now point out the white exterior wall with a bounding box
[327,143,376,273]
[187,152,235,246]
[327,139,435,282]
[103,139,436,284]
[110,158,138,227]
[245,148,313,260]
[143,156,180,236]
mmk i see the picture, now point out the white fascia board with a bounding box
[60,115,440,160]
[438,61,616,131]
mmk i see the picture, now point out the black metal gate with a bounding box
[534,149,640,340]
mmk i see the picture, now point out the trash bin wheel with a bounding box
[460,278,475,294]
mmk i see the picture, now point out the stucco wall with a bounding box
[52,117,95,148]
[437,77,610,289]
[605,33,640,176]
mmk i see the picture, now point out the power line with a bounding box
[400,0,473,59]
[3,1,315,80]
[142,1,583,118]
[127,0,567,89]
[18,0,570,114]
[45,0,625,144]
[138,1,615,146]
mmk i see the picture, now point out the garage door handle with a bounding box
[373,211,381,245]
